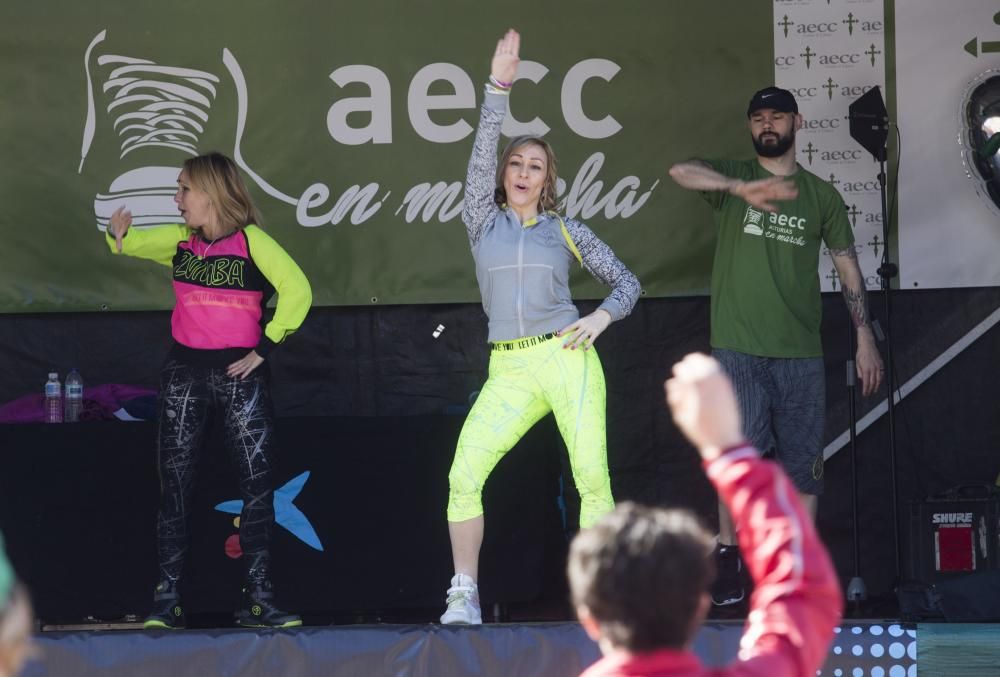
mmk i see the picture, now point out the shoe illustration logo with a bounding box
[215,470,324,554]
[742,205,764,235]
[80,30,222,231]
[79,29,301,233]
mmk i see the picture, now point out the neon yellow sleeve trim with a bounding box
[557,216,583,266]
[105,224,188,267]
[244,225,312,344]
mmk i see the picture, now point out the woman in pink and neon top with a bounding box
[105,152,311,630]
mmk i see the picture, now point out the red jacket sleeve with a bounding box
[706,447,843,677]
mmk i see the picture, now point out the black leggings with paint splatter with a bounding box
[154,359,276,586]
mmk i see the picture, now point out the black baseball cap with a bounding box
[746,86,798,117]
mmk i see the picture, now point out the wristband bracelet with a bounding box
[489,74,512,89]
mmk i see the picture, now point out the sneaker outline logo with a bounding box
[80,30,223,231]
[742,205,765,235]
[79,29,302,233]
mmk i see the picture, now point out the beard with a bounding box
[752,128,795,158]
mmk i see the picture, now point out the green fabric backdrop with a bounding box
[0,0,772,311]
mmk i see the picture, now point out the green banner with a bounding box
[0,1,772,311]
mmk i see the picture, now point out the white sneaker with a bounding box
[440,574,482,625]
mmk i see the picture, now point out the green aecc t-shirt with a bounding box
[702,159,853,358]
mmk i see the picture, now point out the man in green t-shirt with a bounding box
[668,86,884,607]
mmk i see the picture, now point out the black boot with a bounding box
[236,580,301,628]
[143,580,185,630]
[711,545,746,607]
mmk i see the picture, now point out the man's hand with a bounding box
[856,328,884,397]
[668,161,797,213]
[730,176,799,213]
[828,245,882,396]
[664,353,744,461]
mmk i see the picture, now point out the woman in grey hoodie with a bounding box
[440,29,641,625]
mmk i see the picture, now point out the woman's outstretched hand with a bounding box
[108,205,132,253]
[491,29,520,85]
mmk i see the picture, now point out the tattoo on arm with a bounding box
[829,247,857,259]
[842,285,870,329]
[830,246,871,328]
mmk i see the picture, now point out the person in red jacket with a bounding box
[568,353,843,677]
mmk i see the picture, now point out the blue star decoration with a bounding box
[215,470,324,551]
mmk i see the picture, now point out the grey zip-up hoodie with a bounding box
[464,89,641,343]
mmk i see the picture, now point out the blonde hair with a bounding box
[494,136,559,213]
[182,152,262,232]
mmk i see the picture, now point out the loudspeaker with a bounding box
[848,86,889,160]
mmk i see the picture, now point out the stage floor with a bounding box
[15,619,948,676]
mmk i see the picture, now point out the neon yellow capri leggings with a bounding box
[447,334,614,528]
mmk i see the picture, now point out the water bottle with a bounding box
[64,368,84,423]
[45,372,62,423]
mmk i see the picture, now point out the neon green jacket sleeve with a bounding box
[244,225,312,354]
[105,224,189,267]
